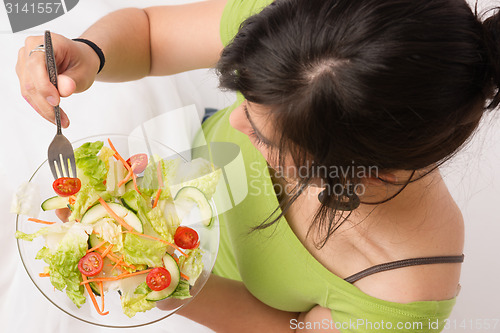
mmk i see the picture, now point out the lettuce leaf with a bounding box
[121,189,164,239]
[168,158,221,199]
[74,141,103,159]
[10,182,41,218]
[122,233,168,268]
[170,280,192,300]
[121,292,155,318]
[139,157,178,199]
[68,186,109,222]
[134,282,152,295]
[179,248,204,286]
[92,218,124,252]
[119,275,156,317]
[15,227,50,241]
[140,157,221,200]
[146,204,179,243]
[98,146,115,171]
[28,222,92,307]
[74,141,107,190]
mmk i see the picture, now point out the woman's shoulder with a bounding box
[343,175,465,303]
[286,168,465,303]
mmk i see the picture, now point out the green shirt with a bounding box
[201,1,457,331]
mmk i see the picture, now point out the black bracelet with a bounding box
[72,38,105,74]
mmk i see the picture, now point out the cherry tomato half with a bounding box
[78,252,104,277]
[126,154,148,174]
[52,177,81,197]
[146,267,171,291]
[174,226,199,249]
[55,207,71,222]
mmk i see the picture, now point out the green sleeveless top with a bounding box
[201,1,458,331]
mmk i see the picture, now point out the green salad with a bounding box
[16,139,220,317]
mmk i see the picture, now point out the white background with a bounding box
[0,1,498,332]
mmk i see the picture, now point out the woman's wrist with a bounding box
[72,38,105,74]
[72,38,102,76]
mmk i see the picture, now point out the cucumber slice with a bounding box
[124,180,133,193]
[81,202,143,233]
[174,186,213,227]
[88,233,103,249]
[89,281,101,296]
[124,177,142,193]
[121,190,139,213]
[41,196,70,211]
[145,253,181,301]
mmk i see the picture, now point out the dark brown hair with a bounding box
[216,0,500,247]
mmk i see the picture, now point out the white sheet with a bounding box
[1,1,500,332]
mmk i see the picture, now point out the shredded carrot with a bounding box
[28,218,56,225]
[99,281,105,312]
[87,240,107,253]
[152,160,164,208]
[152,188,162,208]
[130,169,141,194]
[117,254,137,270]
[180,272,190,281]
[173,256,179,264]
[100,243,114,258]
[81,269,153,285]
[68,195,76,205]
[111,260,127,273]
[39,272,50,277]
[82,275,109,315]
[124,230,188,257]
[117,170,131,188]
[117,163,137,188]
[107,253,135,270]
[97,197,134,232]
[107,138,120,156]
[95,248,136,270]
[108,138,141,194]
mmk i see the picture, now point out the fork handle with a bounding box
[54,105,62,135]
[45,31,58,88]
[45,31,62,134]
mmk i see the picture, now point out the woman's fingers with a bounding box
[16,33,96,127]
[18,36,61,123]
[22,92,69,128]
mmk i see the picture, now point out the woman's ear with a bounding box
[364,172,398,186]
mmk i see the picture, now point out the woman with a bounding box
[16,0,499,331]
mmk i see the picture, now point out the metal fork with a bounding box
[45,30,77,180]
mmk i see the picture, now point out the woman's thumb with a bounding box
[57,74,77,97]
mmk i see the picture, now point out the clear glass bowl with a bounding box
[16,134,219,328]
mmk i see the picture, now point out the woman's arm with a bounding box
[85,0,227,81]
[145,1,226,76]
[16,0,226,126]
[170,274,341,333]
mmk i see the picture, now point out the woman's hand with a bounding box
[16,33,100,128]
[15,1,226,128]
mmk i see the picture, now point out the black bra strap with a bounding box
[344,254,465,284]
